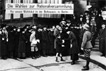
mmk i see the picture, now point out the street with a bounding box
[0,56,105,71]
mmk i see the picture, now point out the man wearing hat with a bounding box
[81,24,93,70]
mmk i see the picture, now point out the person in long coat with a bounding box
[42,27,49,56]
[0,29,2,58]
[36,28,42,56]
[25,28,31,58]
[54,25,62,54]
[67,30,79,65]
[99,24,106,56]
[18,29,26,59]
[8,27,15,58]
[81,24,93,70]
[48,28,55,55]
[14,27,20,59]
[1,27,8,59]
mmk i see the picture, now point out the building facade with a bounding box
[2,0,104,26]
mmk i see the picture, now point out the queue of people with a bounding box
[0,25,56,59]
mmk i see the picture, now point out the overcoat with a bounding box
[0,33,2,57]
[1,33,7,57]
[69,31,79,54]
[8,31,15,52]
[56,36,62,53]
[18,32,26,53]
[99,28,106,54]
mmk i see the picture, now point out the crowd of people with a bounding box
[0,8,106,70]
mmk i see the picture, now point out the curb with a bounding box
[79,55,106,70]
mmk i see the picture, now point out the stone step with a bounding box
[95,39,99,42]
[95,42,99,45]
[94,45,99,48]
[92,47,99,51]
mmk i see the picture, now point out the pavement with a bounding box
[80,51,106,70]
[0,50,105,71]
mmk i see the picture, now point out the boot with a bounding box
[82,66,89,70]
[56,57,59,62]
[31,52,35,59]
[60,57,64,61]
[71,60,75,65]
[82,59,90,70]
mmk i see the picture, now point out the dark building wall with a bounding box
[98,0,106,8]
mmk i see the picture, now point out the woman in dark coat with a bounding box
[48,29,55,55]
[25,28,31,58]
[42,27,49,56]
[36,28,42,56]
[13,28,20,58]
[18,29,26,59]
[8,27,15,58]
[67,30,79,65]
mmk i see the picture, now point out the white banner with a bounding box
[5,3,74,14]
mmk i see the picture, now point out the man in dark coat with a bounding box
[1,27,8,59]
[99,24,106,56]
[67,30,79,65]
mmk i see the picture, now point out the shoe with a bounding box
[101,54,105,56]
[56,57,59,62]
[56,60,59,62]
[83,66,86,68]
[60,57,65,61]
[31,57,35,59]
[82,66,89,70]
[61,59,65,61]
[71,61,75,65]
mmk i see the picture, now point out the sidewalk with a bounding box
[79,50,106,70]
[0,50,105,71]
